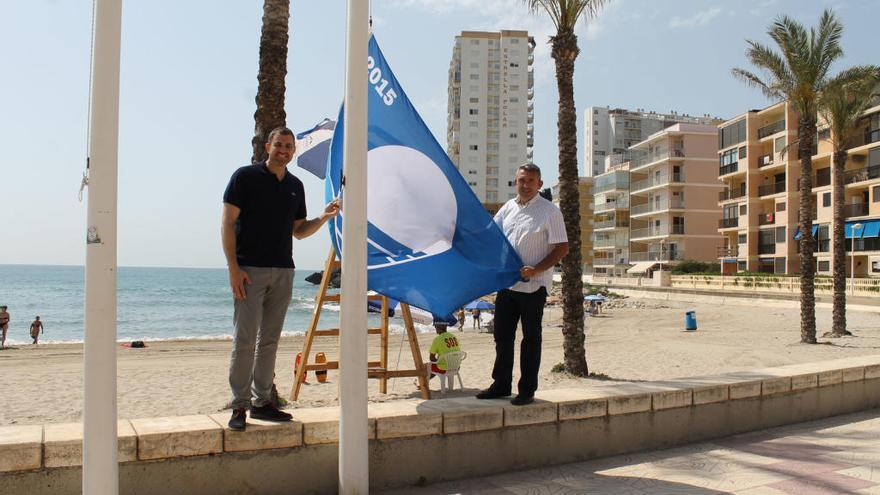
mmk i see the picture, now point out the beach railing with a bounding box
[669,275,880,297]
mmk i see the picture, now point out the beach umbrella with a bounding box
[583,295,607,302]
[464,300,495,310]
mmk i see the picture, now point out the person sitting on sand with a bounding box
[0,306,9,348]
[30,316,43,345]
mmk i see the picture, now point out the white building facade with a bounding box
[448,30,535,212]
[585,106,721,177]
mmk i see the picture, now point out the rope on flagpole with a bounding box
[79,0,98,202]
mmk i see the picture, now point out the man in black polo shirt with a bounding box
[221,127,339,431]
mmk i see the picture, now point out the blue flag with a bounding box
[295,118,335,179]
[325,35,523,318]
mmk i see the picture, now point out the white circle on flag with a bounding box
[367,145,457,256]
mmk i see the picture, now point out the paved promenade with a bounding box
[381,409,880,494]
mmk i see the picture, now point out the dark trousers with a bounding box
[491,287,547,397]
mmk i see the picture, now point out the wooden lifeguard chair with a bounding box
[290,250,431,401]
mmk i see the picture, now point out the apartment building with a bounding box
[591,165,630,276]
[716,102,798,274]
[552,178,595,273]
[812,100,880,277]
[585,106,722,177]
[627,123,724,274]
[447,30,535,213]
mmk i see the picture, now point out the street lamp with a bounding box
[851,223,862,296]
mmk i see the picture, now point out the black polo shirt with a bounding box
[223,162,307,268]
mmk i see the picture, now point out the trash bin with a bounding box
[685,311,697,331]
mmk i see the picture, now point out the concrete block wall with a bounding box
[0,355,878,494]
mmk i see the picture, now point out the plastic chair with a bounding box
[429,351,467,394]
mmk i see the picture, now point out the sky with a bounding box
[1,0,877,270]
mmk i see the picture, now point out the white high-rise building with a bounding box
[585,107,722,177]
[447,30,535,212]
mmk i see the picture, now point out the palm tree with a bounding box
[732,10,844,344]
[524,0,609,375]
[818,69,880,337]
[251,0,290,163]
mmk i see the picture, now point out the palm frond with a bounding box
[523,0,609,31]
[818,65,880,149]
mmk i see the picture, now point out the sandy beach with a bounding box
[2,296,879,426]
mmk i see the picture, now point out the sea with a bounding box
[0,264,407,345]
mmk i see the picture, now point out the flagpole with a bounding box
[83,0,122,493]
[339,0,369,493]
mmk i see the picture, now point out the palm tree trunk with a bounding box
[798,117,817,344]
[251,0,290,163]
[551,30,587,376]
[831,149,851,336]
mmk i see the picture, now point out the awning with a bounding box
[793,224,819,240]
[846,219,880,239]
[627,261,658,274]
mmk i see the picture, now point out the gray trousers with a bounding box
[229,266,294,409]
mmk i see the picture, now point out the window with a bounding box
[775,227,786,243]
[874,185,880,202]
[468,108,479,115]
[739,146,747,159]
[739,204,747,216]
[468,170,477,175]
[468,144,478,151]
[509,132,518,138]
[510,85,519,91]
[776,202,786,212]
[470,62,479,68]
[594,130,599,136]
[469,97,479,103]
[823,192,831,207]
[470,39,480,45]
[818,260,830,272]
[469,74,479,80]
[594,109,599,115]
[817,128,830,141]
[718,119,747,149]
[720,148,739,167]
[594,120,599,126]
[738,234,747,244]
[468,181,477,186]
[468,121,478,128]
[775,136,785,154]
[775,257,786,274]
[594,140,599,145]
[509,97,519,103]
[737,261,747,272]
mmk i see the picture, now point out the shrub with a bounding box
[671,260,720,274]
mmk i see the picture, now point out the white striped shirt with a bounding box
[494,194,568,293]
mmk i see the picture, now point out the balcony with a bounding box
[758,181,786,197]
[630,226,669,239]
[594,219,629,230]
[758,243,776,255]
[815,168,831,187]
[757,120,786,139]
[629,250,684,262]
[757,212,776,226]
[719,188,747,202]
[758,154,774,167]
[594,201,628,213]
[630,172,683,192]
[630,199,686,216]
[630,148,685,170]
[717,246,738,258]
[719,218,739,229]
[844,203,869,218]
[719,163,739,176]
[844,164,880,185]
[593,237,625,248]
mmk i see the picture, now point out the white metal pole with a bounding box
[851,236,855,296]
[83,0,122,493]
[339,1,369,493]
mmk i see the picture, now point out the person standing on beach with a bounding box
[477,163,568,406]
[221,127,340,431]
[0,306,9,348]
[29,316,43,344]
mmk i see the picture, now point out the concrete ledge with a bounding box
[289,406,376,445]
[0,425,41,472]
[130,415,222,460]
[43,421,137,468]
[3,354,880,494]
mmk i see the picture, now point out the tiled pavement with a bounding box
[380,409,880,494]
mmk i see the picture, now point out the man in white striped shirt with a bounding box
[477,164,569,406]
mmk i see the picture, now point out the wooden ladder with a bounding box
[290,250,431,401]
